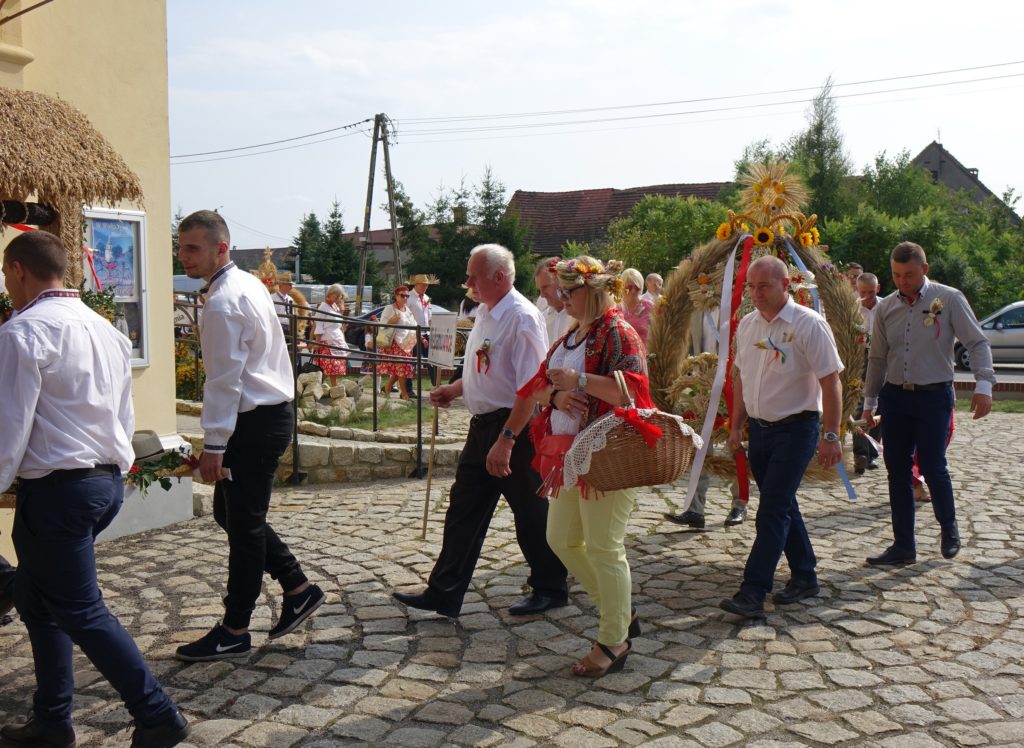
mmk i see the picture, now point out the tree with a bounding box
[602,195,729,275]
[860,150,948,218]
[171,207,185,274]
[319,201,360,283]
[291,212,324,281]
[787,77,856,223]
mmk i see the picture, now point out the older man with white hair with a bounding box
[393,244,568,618]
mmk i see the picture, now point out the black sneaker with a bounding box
[269,584,325,640]
[131,710,189,748]
[175,625,251,662]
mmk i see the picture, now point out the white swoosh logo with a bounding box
[215,641,244,653]
[292,597,311,616]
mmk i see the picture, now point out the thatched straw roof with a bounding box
[0,87,143,286]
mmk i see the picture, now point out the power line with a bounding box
[171,127,372,165]
[170,117,373,159]
[395,72,1024,137]
[398,60,1024,124]
[218,212,292,243]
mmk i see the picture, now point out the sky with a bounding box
[167,0,1024,250]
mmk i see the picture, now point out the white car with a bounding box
[955,300,1024,369]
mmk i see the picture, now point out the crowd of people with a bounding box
[0,218,997,743]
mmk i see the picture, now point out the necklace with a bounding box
[562,322,593,350]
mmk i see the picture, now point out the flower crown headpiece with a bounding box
[552,258,625,298]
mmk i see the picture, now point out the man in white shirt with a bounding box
[271,271,294,340]
[393,245,568,617]
[719,256,844,620]
[641,272,663,303]
[535,257,569,346]
[0,231,189,747]
[406,273,438,383]
[174,211,324,662]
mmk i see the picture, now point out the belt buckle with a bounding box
[901,383,915,391]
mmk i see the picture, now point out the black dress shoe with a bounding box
[724,506,747,526]
[663,510,705,529]
[718,592,766,620]
[0,714,76,747]
[773,578,820,605]
[131,710,189,748]
[866,460,879,470]
[392,589,460,618]
[508,593,568,616]
[866,546,916,566]
[941,524,961,559]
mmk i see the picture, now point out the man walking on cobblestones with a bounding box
[393,244,568,618]
[719,256,844,620]
[862,241,995,565]
[175,210,324,662]
[0,231,189,748]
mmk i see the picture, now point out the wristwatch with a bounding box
[577,372,588,390]
[500,428,517,442]
[823,431,840,443]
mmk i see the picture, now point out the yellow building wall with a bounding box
[0,1,175,560]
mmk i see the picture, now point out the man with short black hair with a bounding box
[862,241,994,565]
[175,210,324,661]
[1,230,189,747]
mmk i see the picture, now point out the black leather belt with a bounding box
[471,408,511,426]
[21,464,118,485]
[750,410,818,428]
[887,381,951,392]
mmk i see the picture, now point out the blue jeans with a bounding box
[739,416,820,603]
[13,471,176,729]
[879,383,956,551]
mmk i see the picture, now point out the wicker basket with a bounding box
[579,371,699,492]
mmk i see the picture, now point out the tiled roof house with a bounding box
[506,182,730,256]
[912,141,1020,227]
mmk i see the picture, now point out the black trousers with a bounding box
[427,409,568,608]
[214,402,307,629]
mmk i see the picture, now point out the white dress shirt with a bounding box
[859,300,877,337]
[734,297,844,422]
[408,289,431,329]
[200,264,293,452]
[542,305,570,350]
[272,290,292,327]
[462,288,548,415]
[0,292,134,487]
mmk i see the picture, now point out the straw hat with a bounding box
[406,273,440,285]
[276,271,293,284]
[131,430,165,464]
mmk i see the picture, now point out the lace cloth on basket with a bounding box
[563,408,704,490]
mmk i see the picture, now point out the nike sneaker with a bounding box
[175,625,251,662]
[268,583,325,640]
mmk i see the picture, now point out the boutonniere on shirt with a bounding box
[923,297,943,337]
[476,338,492,374]
[754,330,793,363]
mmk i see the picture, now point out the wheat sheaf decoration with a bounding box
[646,161,864,482]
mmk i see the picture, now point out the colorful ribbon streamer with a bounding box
[613,406,663,447]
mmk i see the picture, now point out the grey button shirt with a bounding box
[864,278,995,409]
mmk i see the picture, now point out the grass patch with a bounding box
[956,398,1024,414]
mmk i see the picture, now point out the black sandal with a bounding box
[571,641,631,677]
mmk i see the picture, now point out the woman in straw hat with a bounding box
[515,257,650,677]
[378,285,417,399]
[313,284,349,387]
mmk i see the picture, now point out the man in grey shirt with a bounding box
[862,242,995,565]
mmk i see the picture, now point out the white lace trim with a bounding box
[563,409,704,489]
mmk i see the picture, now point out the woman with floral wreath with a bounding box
[377,285,417,399]
[515,256,651,677]
[314,283,350,387]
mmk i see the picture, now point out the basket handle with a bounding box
[612,370,633,407]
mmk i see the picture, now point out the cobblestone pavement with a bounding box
[1,414,1022,747]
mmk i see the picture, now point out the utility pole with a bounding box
[356,113,403,314]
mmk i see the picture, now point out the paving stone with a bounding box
[787,720,859,742]
[936,697,1003,721]
[233,722,308,747]
[685,721,745,747]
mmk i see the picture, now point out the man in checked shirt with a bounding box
[862,241,995,565]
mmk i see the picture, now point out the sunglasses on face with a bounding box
[555,286,583,301]
[397,293,409,298]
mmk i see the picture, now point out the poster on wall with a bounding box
[84,208,149,366]
[91,218,138,299]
